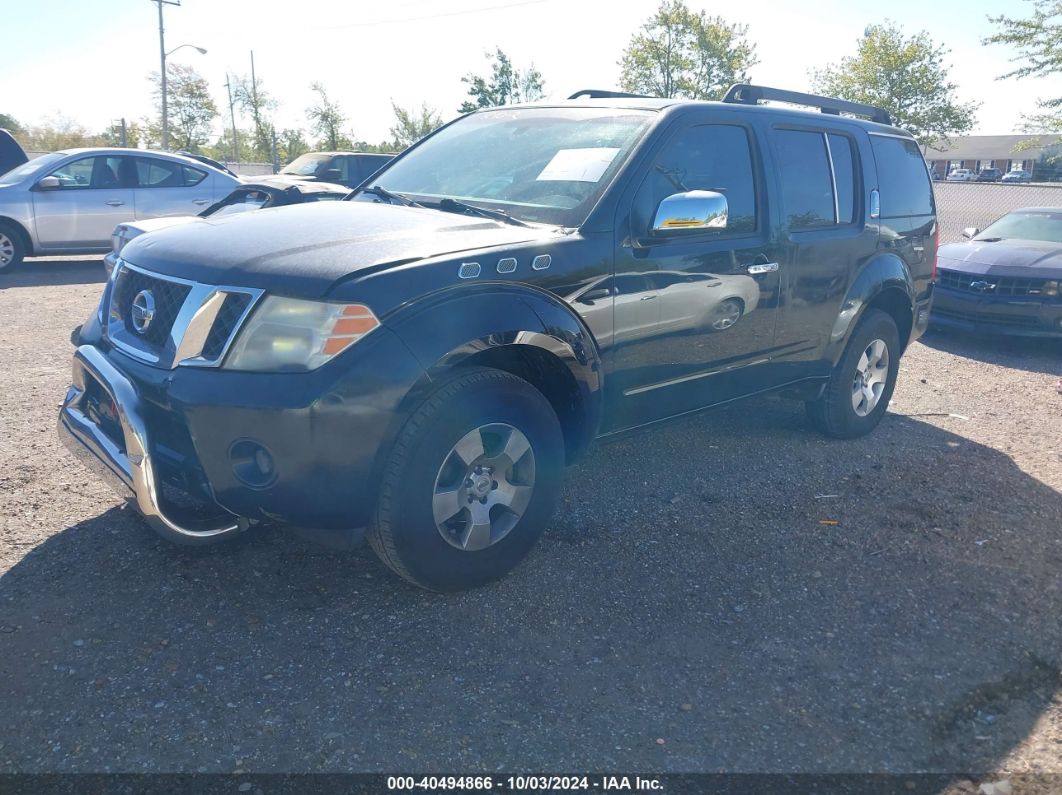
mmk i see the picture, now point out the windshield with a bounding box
[0,152,63,184]
[281,154,332,177]
[359,107,654,226]
[976,210,1062,244]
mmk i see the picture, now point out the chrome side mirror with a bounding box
[36,176,61,190]
[578,287,611,304]
[652,190,728,235]
[962,227,980,239]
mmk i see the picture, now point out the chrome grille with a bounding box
[110,267,192,349]
[937,268,1054,297]
[105,260,262,369]
[201,293,253,360]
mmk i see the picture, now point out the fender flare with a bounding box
[383,282,604,461]
[826,252,914,364]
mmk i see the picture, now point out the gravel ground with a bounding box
[1,258,1061,786]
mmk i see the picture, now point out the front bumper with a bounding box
[59,326,427,537]
[930,286,1062,338]
[58,344,248,541]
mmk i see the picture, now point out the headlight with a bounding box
[224,296,380,372]
[1042,280,1059,297]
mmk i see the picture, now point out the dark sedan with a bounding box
[105,177,350,272]
[931,208,1062,338]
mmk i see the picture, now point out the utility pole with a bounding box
[120,118,128,148]
[225,74,240,164]
[249,50,262,155]
[152,0,181,150]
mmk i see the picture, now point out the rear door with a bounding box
[768,126,873,369]
[132,157,212,219]
[32,154,135,248]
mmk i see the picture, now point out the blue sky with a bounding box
[0,0,1052,146]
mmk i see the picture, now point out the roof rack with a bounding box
[567,89,653,100]
[722,84,892,126]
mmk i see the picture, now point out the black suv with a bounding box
[60,85,937,590]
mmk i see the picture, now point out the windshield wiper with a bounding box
[359,185,424,208]
[975,237,1003,242]
[437,198,531,228]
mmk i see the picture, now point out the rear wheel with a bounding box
[368,367,564,591]
[0,223,26,271]
[806,308,900,439]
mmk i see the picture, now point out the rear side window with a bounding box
[870,135,933,217]
[774,129,860,229]
[182,165,207,186]
[774,130,835,229]
[827,134,856,224]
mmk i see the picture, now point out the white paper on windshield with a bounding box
[536,148,621,182]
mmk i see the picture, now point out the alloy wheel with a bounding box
[710,299,743,331]
[432,423,536,551]
[851,338,890,417]
[0,233,14,267]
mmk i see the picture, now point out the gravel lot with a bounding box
[1,258,1061,786]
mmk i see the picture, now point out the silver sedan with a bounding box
[0,148,240,270]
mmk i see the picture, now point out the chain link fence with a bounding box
[934,182,1062,243]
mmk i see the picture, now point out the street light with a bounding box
[160,44,207,150]
[153,0,206,150]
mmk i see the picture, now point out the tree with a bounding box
[0,113,22,133]
[984,0,1061,135]
[306,82,348,150]
[811,22,978,149]
[103,120,144,149]
[233,73,277,159]
[389,102,443,149]
[204,127,257,164]
[19,115,108,151]
[149,63,219,152]
[618,0,757,100]
[458,48,545,113]
[277,128,311,164]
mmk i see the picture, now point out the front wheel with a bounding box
[0,223,26,271]
[368,367,565,591]
[806,308,900,439]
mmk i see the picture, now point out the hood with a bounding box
[937,239,1062,279]
[121,215,200,236]
[118,200,550,298]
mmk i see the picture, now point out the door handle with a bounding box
[640,294,657,300]
[192,199,210,205]
[747,261,779,275]
[105,200,125,207]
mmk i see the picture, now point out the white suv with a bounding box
[0,148,240,271]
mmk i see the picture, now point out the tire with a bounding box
[368,366,565,591]
[0,222,26,271]
[806,308,900,439]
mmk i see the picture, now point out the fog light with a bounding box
[229,439,276,488]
